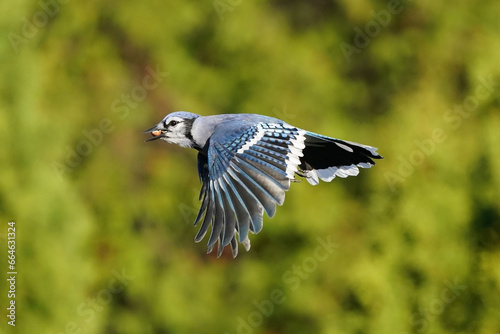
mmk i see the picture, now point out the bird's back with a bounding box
[191,114,291,150]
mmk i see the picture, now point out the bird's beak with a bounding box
[144,124,165,142]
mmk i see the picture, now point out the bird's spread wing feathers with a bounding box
[193,121,382,258]
[194,121,306,257]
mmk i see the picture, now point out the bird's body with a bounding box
[145,112,382,257]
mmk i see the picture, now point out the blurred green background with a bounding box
[1,0,500,333]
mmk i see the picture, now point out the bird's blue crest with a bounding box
[163,111,199,122]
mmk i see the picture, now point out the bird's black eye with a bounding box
[168,120,179,127]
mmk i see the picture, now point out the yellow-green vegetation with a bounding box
[1,0,499,333]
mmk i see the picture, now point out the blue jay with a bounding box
[145,112,382,257]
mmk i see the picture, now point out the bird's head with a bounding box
[144,111,200,148]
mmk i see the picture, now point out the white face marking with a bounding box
[160,116,193,148]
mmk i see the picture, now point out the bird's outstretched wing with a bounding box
[194,121,307,257]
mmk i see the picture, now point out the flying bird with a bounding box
[145,112,382,257]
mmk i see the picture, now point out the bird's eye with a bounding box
[169,120,179,127]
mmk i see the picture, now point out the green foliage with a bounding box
[1,0,499,333]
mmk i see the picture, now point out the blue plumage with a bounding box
[145,112,383,257]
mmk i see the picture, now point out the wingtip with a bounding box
[371,150,384,160]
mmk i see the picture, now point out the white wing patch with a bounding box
[285,129,306,179]
[301,136,380,185]
[304,162,374,185]
[237,125,266,154]
[344,140,380,156]
[234,123,306,180]
[335,142,353,152]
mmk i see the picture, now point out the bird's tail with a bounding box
[298,132,383,185]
